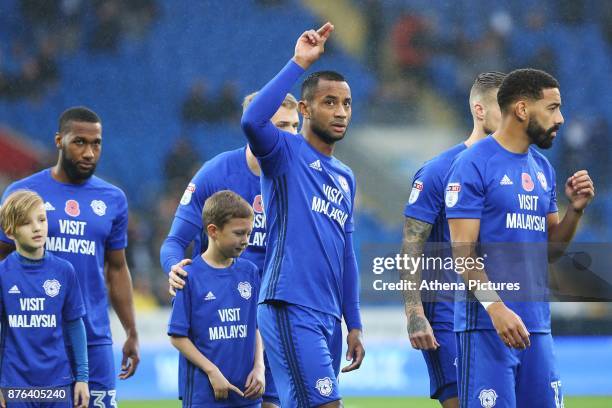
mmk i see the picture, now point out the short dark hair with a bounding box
[202,190,254,232]
[58,106,101,134]
[471,72,506,97]
[497,69,560,112]
[301,71,346,102]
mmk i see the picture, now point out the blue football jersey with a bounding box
[174,147,266,269]
[257,134,355,319]
[404,143,467,330]
[0,251,85,387]
[445,136,557,332]
[0,169,128,345]
[168,256,260,407]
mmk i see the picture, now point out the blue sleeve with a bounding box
[342,231,362,330]
[65,318,88,382]
[548,166,558,214]
[241,60,305,175]
[445,156,486,219]
[160,217,201,274]
[404,162,444,224]
[63,263,86,322]
[106,190,128,250]
[168,277,191,337]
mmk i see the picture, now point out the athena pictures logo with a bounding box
[90,200,107,216]
[445,183,461,208]
[237,282,252,300]
[43,279,61,297]
[478,389,498,407]
[315,377,333,397]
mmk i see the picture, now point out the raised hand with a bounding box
[293,22,335,70]
[564,170,595,212]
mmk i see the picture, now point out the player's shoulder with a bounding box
[234,257,259,278]
[453,137,498,167]
[193,147,244,180]
[422,143,467,173]
[87,175,127,201]
[45,252,76,274]
[528,146,554,170]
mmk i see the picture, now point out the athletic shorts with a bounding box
[258,302,342,408]
[456,330,563,408]
[421,328,458,402]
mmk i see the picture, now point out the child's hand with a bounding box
[244,364,265,399]
[207,367,244,400]
[73,382,90,408]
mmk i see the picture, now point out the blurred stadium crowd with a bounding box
[0,0,610,329]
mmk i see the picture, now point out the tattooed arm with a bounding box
[400,217,439,350]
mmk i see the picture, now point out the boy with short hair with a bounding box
[0,190,89,407]
[168,190,264,407]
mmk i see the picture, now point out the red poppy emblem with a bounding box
[252,195,264,214]
[65,200,80,217]
[521,173,534,192]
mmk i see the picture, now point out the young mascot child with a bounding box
[168,190,264,407]
[0,190,89,407]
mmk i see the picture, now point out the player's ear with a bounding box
[514,100,528,122]
[54,132,62,149]
[206,223,218,239]
[473,102,485,122]
[298,100,310,119]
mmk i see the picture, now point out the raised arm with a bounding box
[241,22,334,157]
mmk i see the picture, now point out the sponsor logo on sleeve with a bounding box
[180,183,196,205]
[408,180,423,204]
[445,183,461,208]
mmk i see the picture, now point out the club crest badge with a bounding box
[478,389,498,408]
[43,279,61,297]
[237,282,252,300]
[315,377,333,397]
[337,175,350,194]
[91,200,107,216]
[537,171,548,190]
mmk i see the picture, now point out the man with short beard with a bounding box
[0,106,139,407]
[241,23,364,407]
[445,69,594,407]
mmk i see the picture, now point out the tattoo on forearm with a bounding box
[400,217,432,308]
[408,313,428,333]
